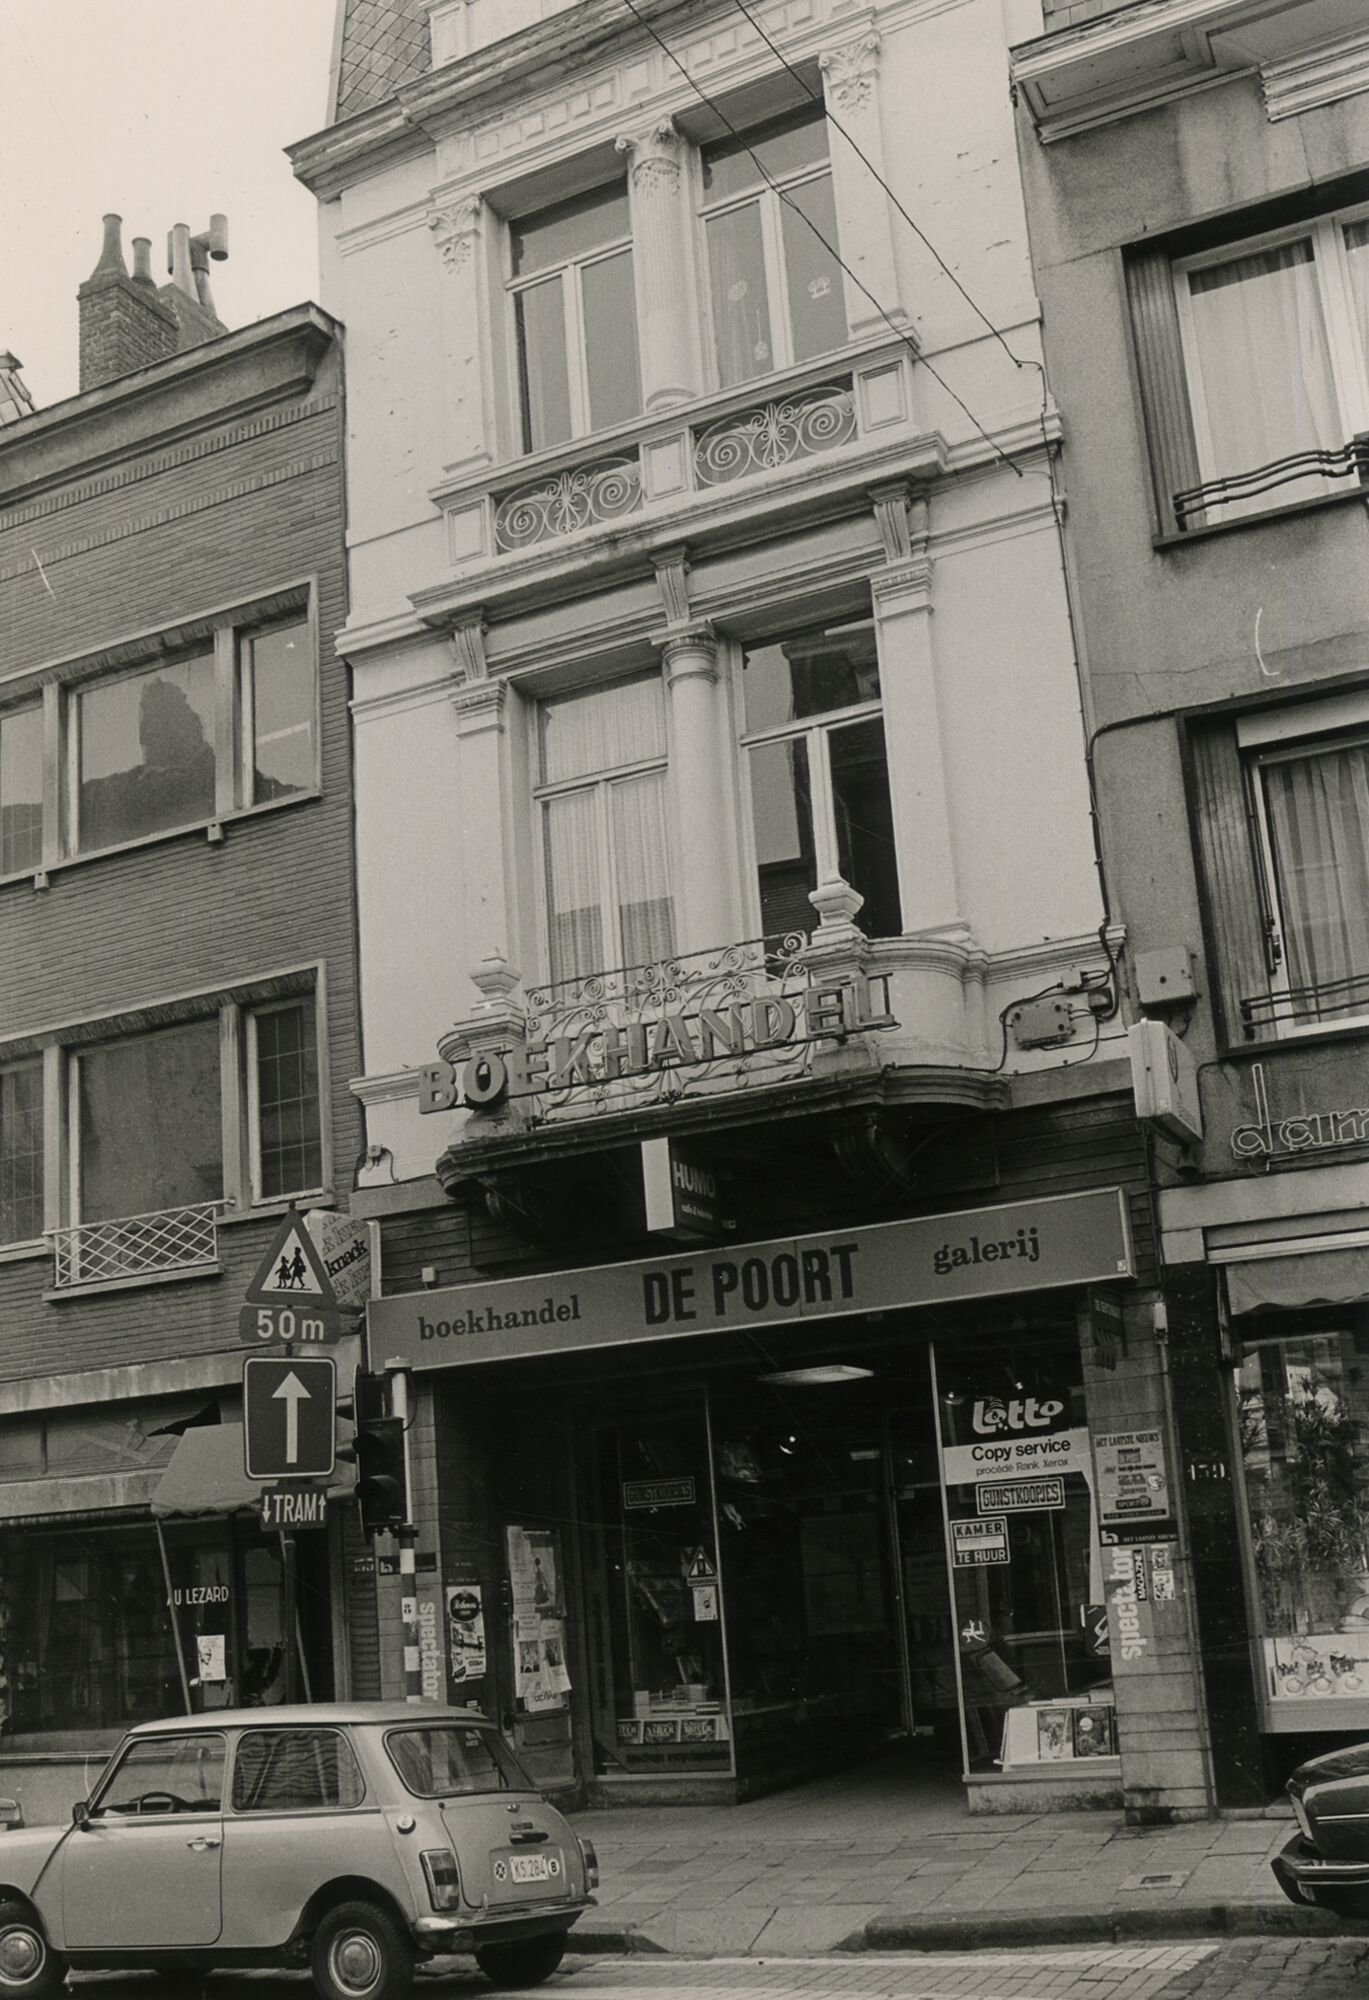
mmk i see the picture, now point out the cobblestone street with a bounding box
[73,1942,1369,2000]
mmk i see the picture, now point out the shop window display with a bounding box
[936,1335,1114,1772]
[1237,1325,1369,1707]
[597,1413,729,1772]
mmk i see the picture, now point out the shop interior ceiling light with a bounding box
[758,1364,874,1385]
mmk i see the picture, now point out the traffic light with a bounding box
[337,1369,409,1535]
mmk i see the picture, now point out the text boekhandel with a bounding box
[368,1190,1134,1372]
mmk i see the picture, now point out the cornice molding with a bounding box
[1262,26,1369,121]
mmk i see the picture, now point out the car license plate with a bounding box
[510,1853,555,1884]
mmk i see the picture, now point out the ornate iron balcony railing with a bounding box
[493,454,643,552]
[50,1199,226,1289]
[1174,435,1369,529]
[693,380,857,487]
[521,931,824,1118]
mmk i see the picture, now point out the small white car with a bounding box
[0,1702,597,1999]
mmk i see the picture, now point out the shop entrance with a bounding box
[587,1365,962,1794]
[584,1309,1112,1799]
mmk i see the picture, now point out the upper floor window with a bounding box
[536,674,674,982]
[1245,710,1369,1033]
[1189,696,1369,1041]
[741,616,901,940]
[0,706,43,876]
[510,184,642,453]
[0,610,317,878]
[701,105,847,389]
[0,1058,43,1245]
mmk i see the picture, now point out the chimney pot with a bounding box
[208,214,229,261]
[167,222,195,298]
[130,237,155,288]
[90,213,128,281]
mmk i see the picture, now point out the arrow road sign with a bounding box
[243,1355,336,1481]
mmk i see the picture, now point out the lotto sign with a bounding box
[951,1517,1010,1568]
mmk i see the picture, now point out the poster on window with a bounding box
[507,1527,570,1713]
[446,1584,486,1685]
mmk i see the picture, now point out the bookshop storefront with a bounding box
[372,1187,1139,1808]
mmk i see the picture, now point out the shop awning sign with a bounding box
[622,1477,695,1510]
[370,1188,1134,1373]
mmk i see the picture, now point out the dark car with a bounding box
[1272,1742,1369,1918]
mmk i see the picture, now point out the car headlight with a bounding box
[420,1848,462,1911]
[1291,1792,1312,1842]
[578,1834,599,1890]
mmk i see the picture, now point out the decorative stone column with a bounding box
[428,194,494,472]
[448,612,520,971]
[867,483,962,931]
[819,29,905,340]
[616,121,700,412]
[651,552,741,952]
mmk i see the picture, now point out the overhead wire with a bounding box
[615,0,1024,475]
[723,0,1029,375]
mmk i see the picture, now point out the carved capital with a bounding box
[429,196,483,271]
[659,622,719,683]
[819,30,882,115]
[451,676,506,732]
[869,480,914,564]
[616,120,683,198]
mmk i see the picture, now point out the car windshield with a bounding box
[385,1723,532,1798]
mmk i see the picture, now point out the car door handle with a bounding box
[186,1837,221,1851]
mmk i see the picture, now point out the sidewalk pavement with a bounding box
[565,1771,1340,1960]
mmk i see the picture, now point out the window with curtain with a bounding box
[536,675,674,982]
[701,104,847,389]
[741,616,900,940]
[1172,210,1369,524]
[248,999,324,1201]
[509,183,642,453]
[1253,729,1369,1028]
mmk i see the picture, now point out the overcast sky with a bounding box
[2,0,337,410]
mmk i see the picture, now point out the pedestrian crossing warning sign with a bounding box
[686,1547,717,1583]
[245,1209,339,1310]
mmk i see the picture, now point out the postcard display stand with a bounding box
[998,1689,1118,1768]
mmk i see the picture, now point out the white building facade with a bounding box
[294,0,1202,1815]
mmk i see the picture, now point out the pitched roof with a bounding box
[335,0,432,121]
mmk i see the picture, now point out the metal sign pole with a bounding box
[155,1519,194,1716]
[278,1530,300,1704]
[390,1368,424,1703]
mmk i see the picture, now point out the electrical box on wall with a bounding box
[1009,996,1076,1051]
[1135,947,1197,1009]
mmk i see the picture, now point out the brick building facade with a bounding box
[0,225,365,1818]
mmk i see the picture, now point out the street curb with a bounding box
[564,1901,1369,1959]
[849,1902,1367,1952]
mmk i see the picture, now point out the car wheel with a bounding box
[0,1901,65,2000]
[474,1933,567,1989]
[311,1900,413,2000]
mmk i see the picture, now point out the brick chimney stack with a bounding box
[78,212,231,393]
[78,214,178,390]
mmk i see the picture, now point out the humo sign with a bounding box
[417,975,894,1114]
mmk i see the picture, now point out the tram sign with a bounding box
[259,1484,330,1530]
